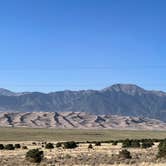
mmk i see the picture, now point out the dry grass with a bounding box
[0,128,166,165]
[0,127,166,141]
[0,141,166,165]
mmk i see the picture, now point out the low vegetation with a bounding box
[141,139,154,149]
[26,149,44,163]
[88,144,93,149]
[119,149,132,159]
[63,141,78,149]
[15,144,21,149]
[95,141,101,146]
[157,139,166,158]
[5,144,15,150]
[45,143,54,149]
[121,139,154,149]
[56,142,62,148]
[0,144,4,150]
[112,140,118,145]
[0,128,166,141]
[122,139,139,148]
[0,128,166,165]
[22,146,28,149]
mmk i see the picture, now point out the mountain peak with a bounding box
[102,84,145,94]
[0,88,29,96]
[0,88,16,96]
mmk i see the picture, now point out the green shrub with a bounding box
[63,141,78,149]
[88,144,93,149]
[119,149,132,159]
[32,142,37,145]
[56,142,62,148]
[122,139,141,148]
[5,144,15,150]
[95,142,101,146]
[157,139,166,158]
[112,141,118,146]
[45,143,54,149]
[131,140,141,148]
[141,140,154,149]
[26,149,43,163]
[22,146,28,149]
[15,144,21,149]
[122,139,131,148]
[0,144,4,150]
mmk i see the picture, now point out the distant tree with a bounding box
[26,149,43,163]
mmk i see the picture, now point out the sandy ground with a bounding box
[0,141,165,166]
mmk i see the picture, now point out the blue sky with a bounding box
[0,0,166,92]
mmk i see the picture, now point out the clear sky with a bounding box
[0,0,166,92]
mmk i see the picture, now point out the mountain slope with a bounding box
[0,111,166,130]
[0,88,17,96]
[0,84,166,122]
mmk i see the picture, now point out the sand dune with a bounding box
[0,111,166,130]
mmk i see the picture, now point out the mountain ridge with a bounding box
[1,84,166,95]
[0,84,166,122]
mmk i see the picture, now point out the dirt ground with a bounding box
[0,141,166,166]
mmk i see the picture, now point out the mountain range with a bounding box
[0,84,166,122]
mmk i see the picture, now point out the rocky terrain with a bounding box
[1,84,166,122]
[0,111,166,130]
